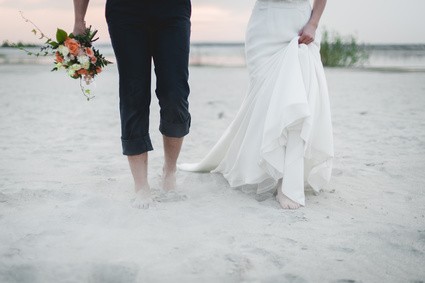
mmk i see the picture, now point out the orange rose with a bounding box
[85,47,94,58]
[96,67,102,74]
[91,56,97,64]
[55,51,64,63]
[64,37,81,56]
[77,68,88,76]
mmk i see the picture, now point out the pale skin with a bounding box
[298,0,327,45]
[73,0,183,209]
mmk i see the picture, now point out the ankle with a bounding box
[135,182,150,192]
[163,165,177,175]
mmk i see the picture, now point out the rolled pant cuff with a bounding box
[122,134,153,156]
[159,117,191,138]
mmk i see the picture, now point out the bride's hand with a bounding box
[73,20,86,36]
[298,22,317,45]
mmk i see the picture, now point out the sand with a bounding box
[0,64,424,283]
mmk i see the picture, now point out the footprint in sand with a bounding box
[153,190,188,203]
[329,246,355,254]
[224,253,252,275]
[364,162,384,167]
[0,264,38,283]
[332,168,343,176]
[0,192,8,203]
[89,263,139,283]
[277,273,308,283]
[243,247,285,269]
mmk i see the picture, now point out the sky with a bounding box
[1,0,425,44]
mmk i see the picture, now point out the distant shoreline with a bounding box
[1,43,425,50]
[2,44,425,71]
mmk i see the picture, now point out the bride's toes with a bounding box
[276,190,301,210]
[288,202,301,210]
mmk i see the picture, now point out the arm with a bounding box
[73,0,90,35]
[298,0,327,45]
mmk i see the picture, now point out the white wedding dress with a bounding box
[179,0,334,206]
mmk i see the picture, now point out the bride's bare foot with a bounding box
[132,186,154,209]
[276,187,301,210]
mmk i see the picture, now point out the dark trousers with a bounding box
[106,0,192,155]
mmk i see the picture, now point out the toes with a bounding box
[288,203,299,209]
[132,201,147,209]
[276,196,301,210]
[291,204,301,209]
[131,197,154,209]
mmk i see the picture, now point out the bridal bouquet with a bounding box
[16,12,112,100]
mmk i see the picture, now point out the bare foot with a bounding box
[156,169,187,202]
[132,186,154,209]
[276,187,301,210]
[161,168,177,192]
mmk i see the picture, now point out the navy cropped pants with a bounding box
[106,0,191,155]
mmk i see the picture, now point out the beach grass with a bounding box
[320,30,369,67]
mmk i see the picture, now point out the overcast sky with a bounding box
[2,0,425,44]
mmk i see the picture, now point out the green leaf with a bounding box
[49,41,59,48]
[56,28,68,43]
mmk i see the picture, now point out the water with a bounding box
[1,44,425,71]
[365,45,425,70]
[190,43,246,67]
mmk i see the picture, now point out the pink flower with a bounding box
[55,51,64,63]
[77,68,88,76]
[64,37,81,56]
[85,47,94,58]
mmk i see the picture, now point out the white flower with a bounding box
[77,55,90,70]
[83,62,90,70]
[58,45,69,57]
[68,68,76,77]
[70,64,82,71]
[67,64,81,77]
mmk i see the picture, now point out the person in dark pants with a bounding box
[73,0,192,208]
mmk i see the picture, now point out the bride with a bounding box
[180,0,333,209]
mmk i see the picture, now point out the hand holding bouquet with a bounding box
[16,12,112,100]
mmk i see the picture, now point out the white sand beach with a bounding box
[0,64,424,282]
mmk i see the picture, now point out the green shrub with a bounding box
[320,30,368,67]
[1,40,38,48]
